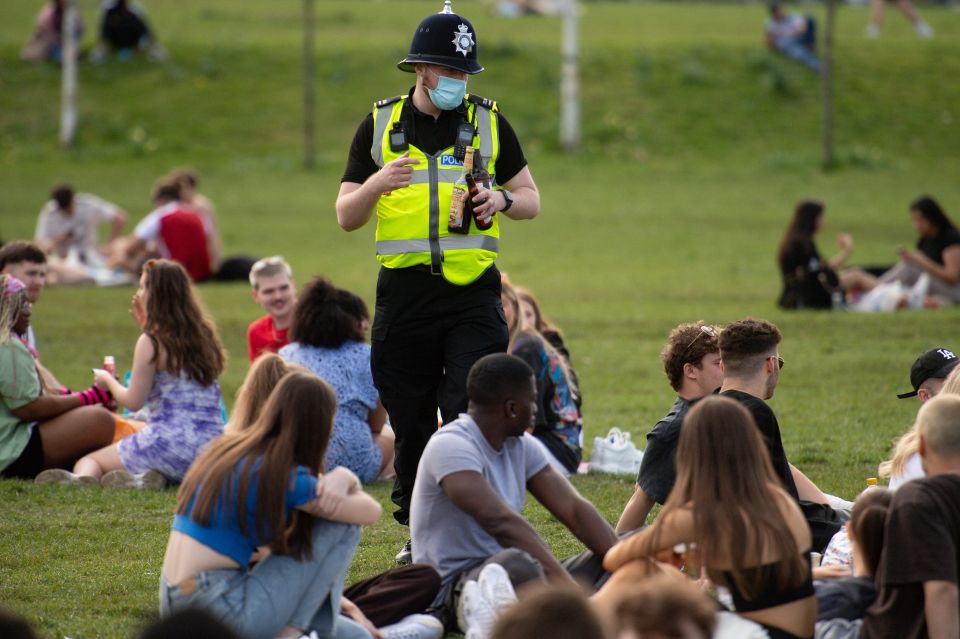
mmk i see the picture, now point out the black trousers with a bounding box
[371,265,508,525]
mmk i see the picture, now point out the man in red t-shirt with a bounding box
[123,181,213,282]
[246,256,297,362]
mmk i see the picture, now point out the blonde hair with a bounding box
[941,366,960,396]
[917,394,960,459]
[878,427,918,479]
[879,370,960,478]
[0,275,25,344]
[227,354,307,434]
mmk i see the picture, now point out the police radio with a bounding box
[389,122,408,152]
[454,122,475,162]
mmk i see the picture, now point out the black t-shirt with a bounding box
[917,227,960,265]
[101,6,150,50]
[719,390,799,500]
[861,474,960,639]
[341,88,527,186]
[815,576,876,622]
[636,396,695,504]
[778,239,838,310]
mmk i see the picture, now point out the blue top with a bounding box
[172,462,318,565]
[280,341,382,483]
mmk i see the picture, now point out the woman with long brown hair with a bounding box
[47,259,226,487]
[160,371,382,638]
[500,281,582,476]
[603,395,815,639]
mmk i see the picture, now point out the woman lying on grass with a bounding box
[38,259,226,488]
[161,371,382,638]
[603,395,815,639]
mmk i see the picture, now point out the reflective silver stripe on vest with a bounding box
[376,235,500,255]
[476,106,493,163]
[407,168,461,185]
[371,106,392,168]
[427,155,442,270]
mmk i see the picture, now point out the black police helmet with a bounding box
[397,1,483,75]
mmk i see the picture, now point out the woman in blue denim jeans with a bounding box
[159,371,382,639]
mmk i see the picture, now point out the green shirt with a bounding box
[0,339,41,472]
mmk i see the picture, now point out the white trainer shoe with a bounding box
[35,469,98,486]
[477,563,517,615]
[589,428,643,475]
[101,469,167,490]
[457,579,497,638]
[380,614,444,639]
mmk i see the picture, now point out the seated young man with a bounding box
[410,353,618,631]
[615,321,723,533]
[861,394,960,638]
[246,256,297,362]
[35,183,126,272]
[0,241,47,352]
[765,2,820,73]
[718,317,845,552]
[120,181,212,282]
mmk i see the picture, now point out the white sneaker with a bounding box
[915,20,933,38]
[101,469,167,490]
[380,614,444,639]
[590,428,643,475]
[477,563,517,615]
[457,580,497,638]
[865,24,880,38]
[35,469,98,486]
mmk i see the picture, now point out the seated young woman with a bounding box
[603,395,815,639]
[777,199,874,309]
[500,281,582,476]
[160,371,382,638]
[55,259,226,488]
[514,285,581,407]
[224,354,443,638]
[815,487,891,622]
[0,275,114,481]
[876,195,960,306]
[280,277,394,484]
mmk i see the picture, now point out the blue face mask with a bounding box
[427,73,467,111]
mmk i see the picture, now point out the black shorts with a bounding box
[1,426,45,480]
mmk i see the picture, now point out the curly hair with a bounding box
[660,322,721,391]
[142,259,225,386]
[719,318,781,377]
[289,277,367,348]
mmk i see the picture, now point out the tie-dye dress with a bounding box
[117,370,224,482]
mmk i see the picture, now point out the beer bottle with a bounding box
[448,146,474,234]
[471,152,494,231]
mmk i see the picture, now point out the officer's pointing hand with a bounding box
[378,152,420,195]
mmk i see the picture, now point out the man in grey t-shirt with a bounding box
[410,353,617,628]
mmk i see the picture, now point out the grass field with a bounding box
[1,0,959,636]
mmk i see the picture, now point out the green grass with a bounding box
[1,0,959,636]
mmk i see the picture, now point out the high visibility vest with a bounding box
[371,95,501,286]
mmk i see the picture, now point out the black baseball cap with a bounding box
[897,347,959,398]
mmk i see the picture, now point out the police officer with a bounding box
[336,1,540,561]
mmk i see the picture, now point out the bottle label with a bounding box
[449,187,468,227]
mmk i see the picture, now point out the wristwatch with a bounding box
[499,189,514,212]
